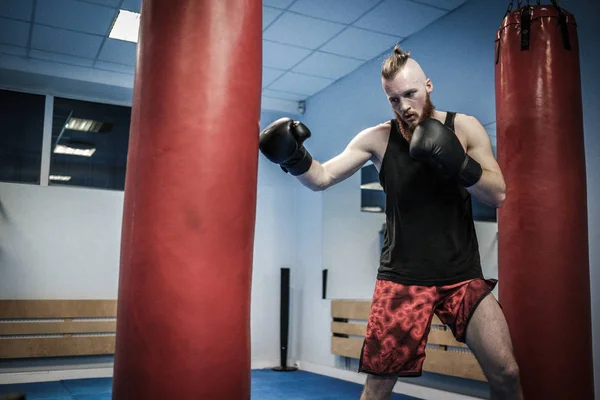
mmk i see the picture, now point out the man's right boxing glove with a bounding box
[259,117,313,176]
[409,118,482,187]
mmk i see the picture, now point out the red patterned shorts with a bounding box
[358,278,497,377]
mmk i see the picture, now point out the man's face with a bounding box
[382,59,434,135]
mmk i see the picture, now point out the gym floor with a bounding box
[0,369,420,400]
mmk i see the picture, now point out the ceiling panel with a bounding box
[263,6,283,29]
[263,0,296,9]
[262,89,307,101]
[268,72,334,96]
[320,27,400,61]
[289,0,382,24]
[263,12,346,49]
[0,0,33,20]
[263,41,312,70]
[30,49,95,67]
[31,25,104,59]
[0,17,29,47]
[412,0,469,10]
[292,51,363,80]
[82,0,121,7]
[35,0,117,36]
[121,0,141,13]
[263,67,286,88]
[0,43,27,56]
[94,61,134,75]
[97,39,137,66]
[354,0,447,37]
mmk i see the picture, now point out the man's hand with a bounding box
[409,118,483,187]
[259,118,313,176]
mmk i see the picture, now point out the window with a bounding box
[360,164,385,213]
[50,97,131,190]
[0,89,45,184]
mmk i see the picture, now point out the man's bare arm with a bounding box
[460,115,506,208]
[297,126,380,191]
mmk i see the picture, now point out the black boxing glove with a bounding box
[259,118,313,176]
[409,118,482,187]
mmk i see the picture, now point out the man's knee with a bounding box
[488,359,520,391]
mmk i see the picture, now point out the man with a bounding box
[259,45,523,400]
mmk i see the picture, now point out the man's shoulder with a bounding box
[348,120,392,153]
[353,120,392,139]
[450,112,492,150]
[368,120,393,134]
[452,112,483,130]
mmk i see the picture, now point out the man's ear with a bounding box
[425,78,433,93]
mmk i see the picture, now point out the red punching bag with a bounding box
[495,1,594,398]
[112,0,262,399]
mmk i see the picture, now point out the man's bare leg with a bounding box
[465,293,524,400]
[360,374,398,400]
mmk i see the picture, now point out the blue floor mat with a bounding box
[0,369,422,400]
[60,378,112,396]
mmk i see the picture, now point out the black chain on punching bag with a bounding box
[497,0,570,64]
[551,0,572,50]
[495,1,514,64]
[520,5,532,50]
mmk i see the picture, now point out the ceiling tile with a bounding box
[263,41,312,70]
[320,27,399,60]
[97,39,137,66]
[263,0,295,8]
[263,6,283,29]
[289,0,381,24]
[263,12,345,49]
[95,61,135,75]
[411,0,468,10]
[83,0,122,7]
[268,72,334,96]
[262,89,307,101]
[35,0,117,36]
[30,49,95,67]
[0,18,30,47]
[292,51,363,79]
[263,67,286,88]
[0,44,27,56]
[31,25,103,58]
[354,0,447,37]
[121,0,142,13]
[0,0,34,20]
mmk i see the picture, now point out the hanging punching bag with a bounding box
[112,0,262,399]
[495,1,594,399]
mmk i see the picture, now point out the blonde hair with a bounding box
[381,45,411,80]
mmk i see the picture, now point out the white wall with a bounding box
[323,175,384,300]
[297,0,600,396]
[0,183,123,299]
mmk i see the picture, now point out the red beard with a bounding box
[395,92,435,142]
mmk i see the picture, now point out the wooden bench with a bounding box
[0,300,117,359]
[331,299,486,381]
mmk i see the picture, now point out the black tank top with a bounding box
[377,112,483,286]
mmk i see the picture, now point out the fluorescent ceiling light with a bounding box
[360,182,384,191]
[65,118,111,133]
[49,175,72,182]
[109,10,140,43]
[54,144,96,157]
[361,206,383,213]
